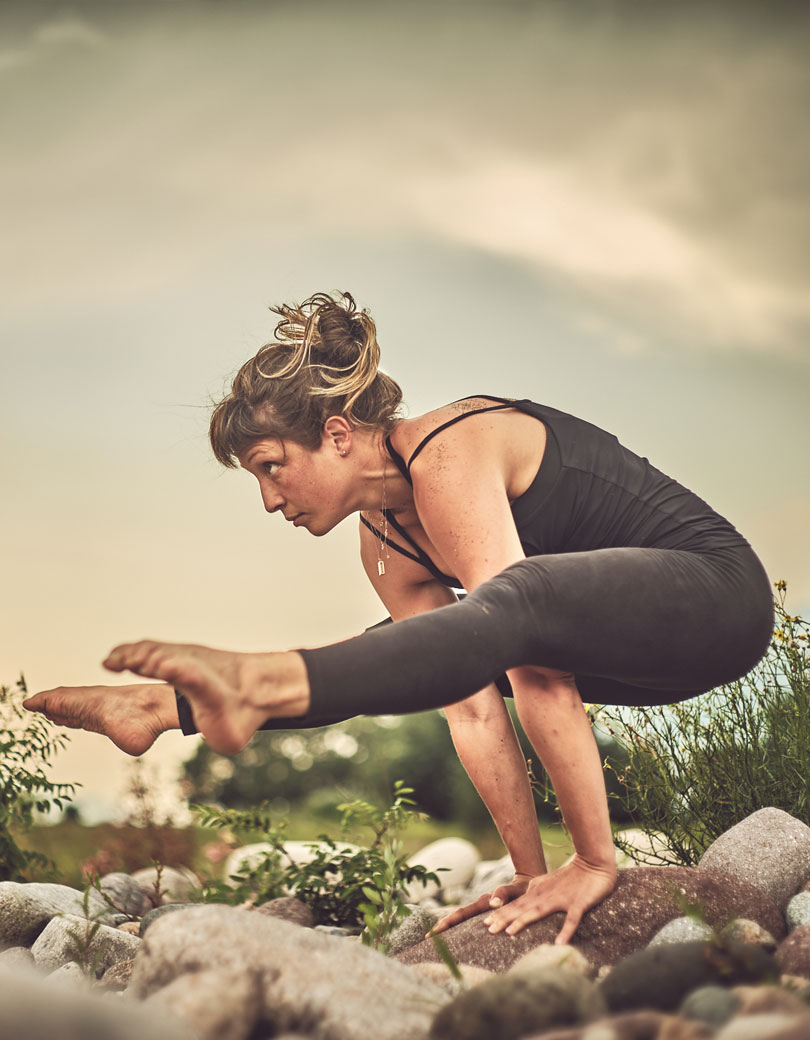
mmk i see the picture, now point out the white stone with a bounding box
[130,865,200,904]
[404,837,480,903]
[0,881,120,947]
[613,828,672,867]
[786,891,810,931]
[507,943,595,979]
[31,914,141,976]
[714,1013,810,1040]
[648,916,714,947]
[462,854,515,903]
[48,960,89,987]
[223,840,359,889]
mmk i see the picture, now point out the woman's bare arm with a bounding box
[359,521,548,891]
[401,415,617,939]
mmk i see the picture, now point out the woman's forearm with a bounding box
[445,687,547,877]
[511,671,616,872]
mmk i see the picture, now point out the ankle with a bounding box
[245,652,311,719]
[137,683,181,731]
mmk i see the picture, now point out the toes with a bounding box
[104,640,166,676]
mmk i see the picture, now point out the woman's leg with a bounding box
[101,544,772,753]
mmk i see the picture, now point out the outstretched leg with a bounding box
[98,546,771,750]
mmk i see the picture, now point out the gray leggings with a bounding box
[175,543,773,734]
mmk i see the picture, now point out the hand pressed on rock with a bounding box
[483,856,617,944]
[428,874,533,936]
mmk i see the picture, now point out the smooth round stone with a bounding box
[98,873,153,918]
[387,907,438,956]
[139,902,196,937]
[648,916,714,947]
[679,985,740,1028]
[786,892,810,931]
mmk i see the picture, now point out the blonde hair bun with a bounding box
[210,291,403,466]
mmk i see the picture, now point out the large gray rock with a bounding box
[397,867,785,973]
[697,808,810,910]
[31,914,141,976]
[0,881,121,947]
[0,964,194,1040]
[130,904,449,1040]
[601,940,778,1014]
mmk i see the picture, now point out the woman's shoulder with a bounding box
[394,395,513,443]
[391,396,545,483]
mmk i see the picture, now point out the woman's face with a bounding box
[239,433,351,537]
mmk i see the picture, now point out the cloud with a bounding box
[0,14,105,72]
[406,151,810,353]
[2,2,807,356]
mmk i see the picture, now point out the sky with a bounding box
[2,0,808,820]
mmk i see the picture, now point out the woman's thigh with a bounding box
[473,544,773,696]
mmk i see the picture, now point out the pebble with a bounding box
[648,917,714,947]
[679,985,740,1029]
[786,892,810,931]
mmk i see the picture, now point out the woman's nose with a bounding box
[261,487,284,513]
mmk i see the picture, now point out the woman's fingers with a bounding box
[428,893,492,935]
[554,910,585,947]
[428,876,534,937]
[483,860,617,941]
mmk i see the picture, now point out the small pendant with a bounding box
[377,560,385,576]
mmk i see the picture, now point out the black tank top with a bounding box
[360,396,745,588]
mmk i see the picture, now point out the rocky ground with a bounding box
[1,807,810,1039]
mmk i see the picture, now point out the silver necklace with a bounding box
[377,457,389,576]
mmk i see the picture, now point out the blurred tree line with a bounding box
[181,704,632,829]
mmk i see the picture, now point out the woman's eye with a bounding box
[263,461,280,476]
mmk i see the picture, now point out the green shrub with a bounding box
[598,584,809,865]
[0,676,78,881]
[194,780,440,950]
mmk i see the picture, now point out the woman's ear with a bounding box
[323,415,354,457]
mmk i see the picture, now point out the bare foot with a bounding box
[102,640,310,755]
[23,683,177,756]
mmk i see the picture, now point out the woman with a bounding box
[25,291,773,944]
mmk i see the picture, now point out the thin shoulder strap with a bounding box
[406,400,514,472]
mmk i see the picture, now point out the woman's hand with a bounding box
[430,857,617,945]
[429,873,534,936]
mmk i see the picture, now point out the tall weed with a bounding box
[0,676,78,880]
[600,584,809,865]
